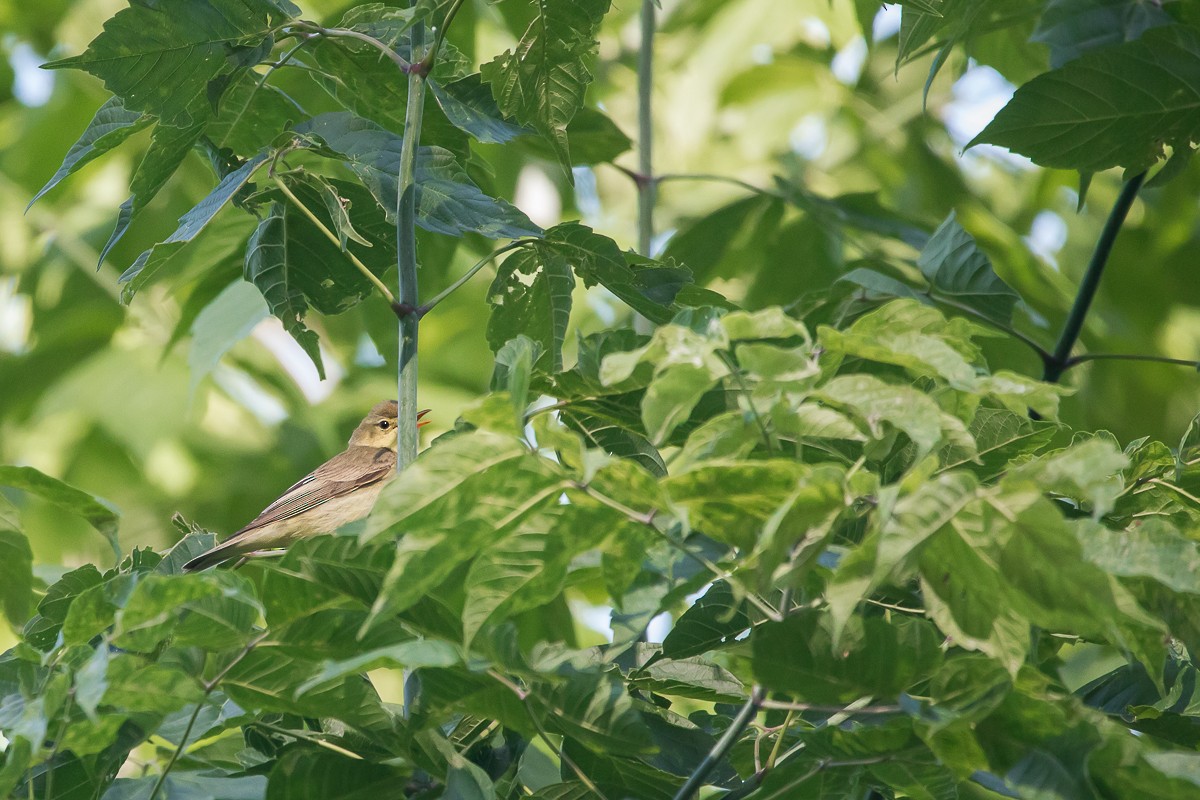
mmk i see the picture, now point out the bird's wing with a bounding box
[225,447,396,539]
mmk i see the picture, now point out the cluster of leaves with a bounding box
[13,291,1200,798]
[11,0,1200,799]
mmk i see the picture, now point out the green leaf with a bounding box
[28,96,149,209]
[559,408,668,477]
[462,504,611,645]
[562,740,682,800]
[917,212,1020,328]
[221,645,385,720]
[44,0,297,126]
[416,146,544,239]
[664,460,811,551]
[661,581,750,660]
[971,25,1200,173]
[296,640,461,696]
[431,73,531,144]
[1078,517,1200,595]
[539,672,655,757]
[481,0,611,172]
[99,118,206,267]
[754,610,943,702]
[104,773,267,799]
[0,465,120,560]
[629,654,745,702]
[61,573,136,645]
[188,278,269,390]
[297,112,541,237]
[103,654,203,714]
[1032,0,1173,69]
[113,572,261,652]
[939,407,1057,476]
[267,750,408,800]
[837,265,924,303]
[208,70,298,156]
[23,564,104,649]
[815,375,948,459]
[364,431,562,621]
[1005,435,1129,517]
[121,149,268,300]
[492,335,543,430]
[0,510,33,628]
[486,247,576,371]
[545,223,691,324]
[243,202,325,379]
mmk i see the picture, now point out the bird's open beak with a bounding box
[417,408,432,428]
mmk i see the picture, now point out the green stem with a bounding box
[149,632,268,800]
[295,22,413,72]
[396,14,428,470]
[419,239,538,315]
[656,171,774,197]
[636,0,656,257]
[1063,352,1200,370]
[921,292,1052,363]
[420,0,466,73]
[1043,171,1147,383]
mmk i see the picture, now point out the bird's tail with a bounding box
[182,538,248,572]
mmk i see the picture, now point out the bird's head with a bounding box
[349,401,430,449]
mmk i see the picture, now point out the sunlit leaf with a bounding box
[44,0,297,126]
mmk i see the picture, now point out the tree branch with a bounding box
[1043,171,1147,383]
[395,13,428,471]
[673,686,766,800]
[636,0,656,258]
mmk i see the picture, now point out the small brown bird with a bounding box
[183,402,429,571]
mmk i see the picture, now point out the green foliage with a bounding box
[11,1,1200,799]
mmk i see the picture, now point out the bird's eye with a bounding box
[378,420,391,429]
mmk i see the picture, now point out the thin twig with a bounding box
[673,686,766,800]
[765,709,795,771]
[921,292,1053,364]
[487,670,610,800]
[292,22,414,72]
[636,0,656,258]
[718,351,776,452]
[272,177,396,304]
[249,720,364,760]
[1043,171,1147,383]
[1063,353,1200,370]
[41,691,74,800]
[864,598,925,615]
[1146,478,1200,507]
[571,481,781,621]
[148,631,269,800]
[420,0,466,74]
[758,699,902,714]
[656,171,775,197]
[419,239,539,315]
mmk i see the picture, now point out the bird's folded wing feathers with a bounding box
[225,447,396,539]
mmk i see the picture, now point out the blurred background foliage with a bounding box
[3,0,1199,605]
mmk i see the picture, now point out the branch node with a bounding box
[391,301,423,319]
